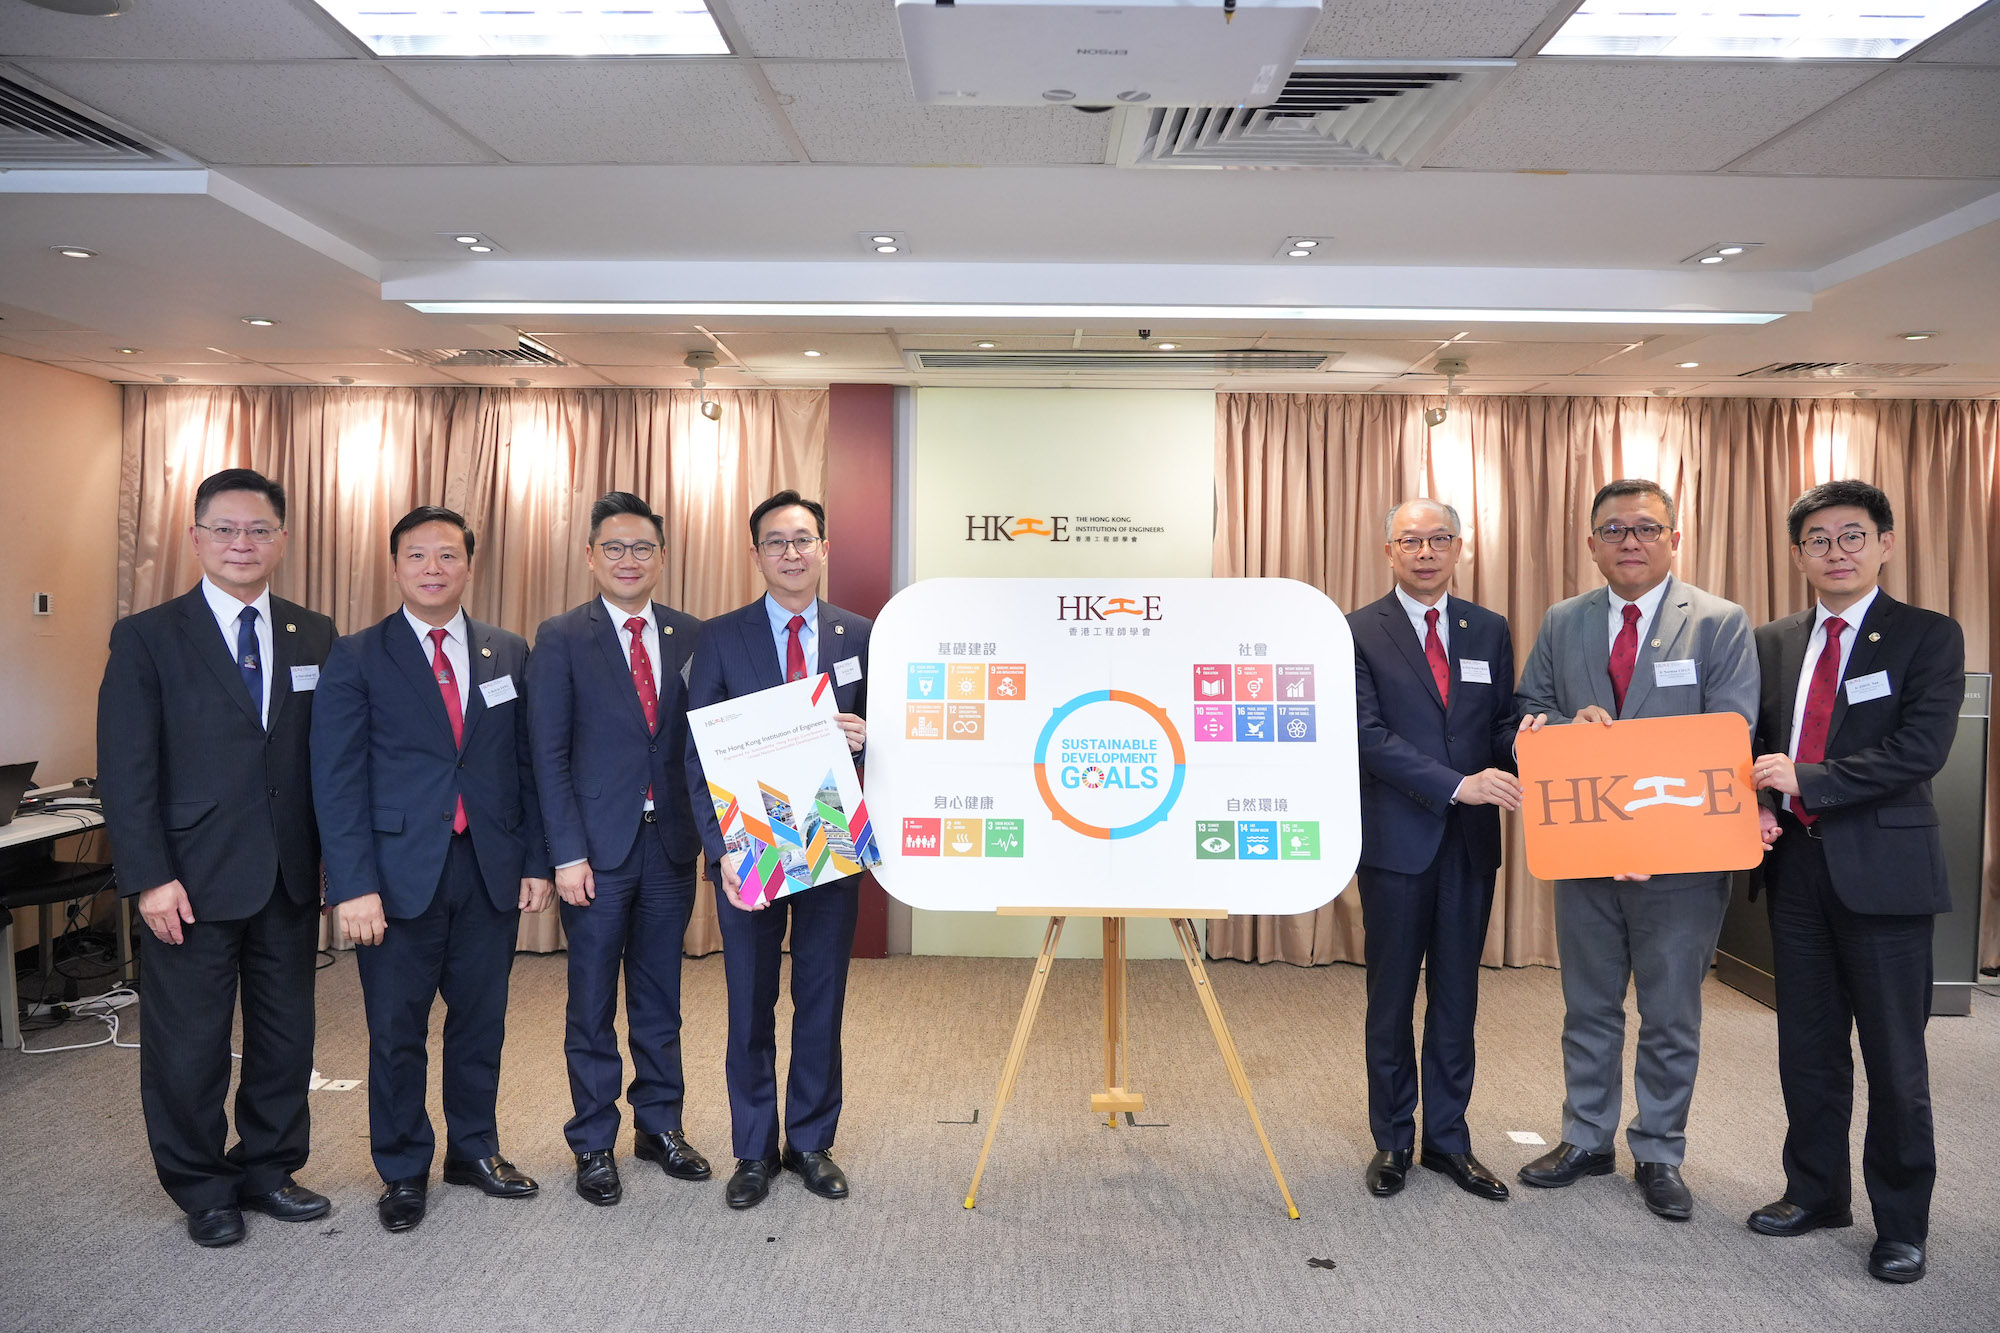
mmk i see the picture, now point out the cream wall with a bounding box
[1,355,122,947]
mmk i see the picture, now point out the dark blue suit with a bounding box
[313,610,549,1181]
[684,596,871,1161]
[527,598,704,1154]
[1350,591,1517,1153]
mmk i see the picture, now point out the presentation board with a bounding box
[865,577,1359,915]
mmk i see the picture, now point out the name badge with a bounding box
[289,664,320,692]
[1653,659,1699,687]
[1458,659,1491,684]
[833,655,863,686]
[1845,670,1891,704]
[479,675,518,707]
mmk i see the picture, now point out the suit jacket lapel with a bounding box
[265,599,299,735]
[1773,609,1813,750]
[459,618,498,752]
[176,587,263,729]
[817,599,847,680]
[592,600,657,736]
[386,610,458,749]
[1580,588,1618,716]
[1620,577,1689,718]
[1380,595,1445,712]
[746,599,785,693]
[1828,593,1895,745]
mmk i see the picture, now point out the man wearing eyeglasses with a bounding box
[1515,479,1758,1222]
[1743,480,1961,1285]
[1348,500,1521,1203]
[97,468,337,1248]
[683,489,870,1209]
[526,492,709,1207]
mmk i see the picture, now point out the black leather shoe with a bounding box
[1517,1141,1616,1188]
[635,1129,711,1181]
[377,1177,427,1233]
[782,1146,850,1200]
[1868,1239,1926,1284]
[187,1205,245,1248]
[574,1150,621,1207]
[1421,1149,1510,1201]
[1635,1162,1693,1220]
[1366,1149,1412,1198]
[442,1155,539,1198]
[1747,1198,1853,1237]
[239,1181,330,1222]
[726,1156,781,1209]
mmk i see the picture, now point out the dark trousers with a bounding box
[560,819,697,1153]
[1357,816,1494,1154]
[355,834,521,1182]
[138,879,317,1213]
[714,875,859,1161]
[1766,818,1936,1243]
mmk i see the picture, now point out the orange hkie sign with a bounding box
[1517,713,1764,881]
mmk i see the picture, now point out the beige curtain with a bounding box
[1209,393,1999,969]
[118,385,829,954]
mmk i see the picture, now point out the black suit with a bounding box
[1752,591,1963,1244]
[97,583,335,1214]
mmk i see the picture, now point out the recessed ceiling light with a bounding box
[158,374,180,384]
[1677,361,1701,369]
[1156,342,1179,350]
[1294,240,1319,249]
[241,316,277,326]
[304,0,727,56]
[1539,2,1984,59]
[411,301,1791,327]
[875,245,899,254]
[1900,331,1937,341]
[1698,255,1725,264]
[116,347,140,355]
[870,235,897,245]
[53,246,96,259]
[974,341,997,349]
[333,376,357,385]
[467,245,492,253]
[1716,246,1745,256]
[803,349,823,357]
[1288,249,1312,258]
[1684,241,1761,266]
[454,235,480,244]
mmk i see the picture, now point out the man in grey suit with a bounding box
[1514,479,1758,1220]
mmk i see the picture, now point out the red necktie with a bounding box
[428,627,468,834]
[627,616,658,802]
[785,613,808,683]
[1608,602,1641,714]
[1423,607,1450,706]
[1791,616,1847,826]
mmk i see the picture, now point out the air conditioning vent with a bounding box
[393,336,569,369]
[909,349,1337,372]
[1739,362,1948,379]
[1114,59,1511,169]
[0,75,179,167]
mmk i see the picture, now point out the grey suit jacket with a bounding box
[1515,573,1759,889]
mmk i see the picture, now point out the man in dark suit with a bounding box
[313,505,554,1234]
[1350,498,1521,1202]
[98,468,336,1248]
[1747,479,1963,1285]
[684,489,871,1209]
[528,491,709,1206]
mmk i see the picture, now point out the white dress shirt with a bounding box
[402,605,470,712]
[606,595,659,813]
[765,593,818,678]
[1607,578,1672,652]
[201,576,273,726]
[1394,585,1450,656]
[1787,585,1879,760]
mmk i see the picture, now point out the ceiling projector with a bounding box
[897,0,1324,108]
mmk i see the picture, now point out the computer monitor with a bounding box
[0,761,39,828]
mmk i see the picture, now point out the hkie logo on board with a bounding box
[1056,595,1163,622]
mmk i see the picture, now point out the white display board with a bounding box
[866,577,1358,915]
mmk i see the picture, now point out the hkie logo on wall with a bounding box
[964,515,1166,546]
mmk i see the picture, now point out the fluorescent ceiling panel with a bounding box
[405,301,1786,325]
[1539,3,1987,59]
[307,3,728,56]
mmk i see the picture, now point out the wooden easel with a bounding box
[962,907,1300,1219]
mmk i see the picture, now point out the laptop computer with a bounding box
[0,761,39,828]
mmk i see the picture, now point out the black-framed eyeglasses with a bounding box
[597,540,658,562]
[757,536,822,558]
[196,522,282,545]
[1592,522,1669,545]
[1392,534,1459,553]
[1796,530,1873,558]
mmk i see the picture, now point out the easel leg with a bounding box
[1172,918,1301,1220]
[964,915,1066,1210]
[1091,918,1144,1123]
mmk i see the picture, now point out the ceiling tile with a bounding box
[113,362,315,384]
[1915,5,2000,63]
[527,332,720,365]
[718,331,902,369]
[0,329,249,362]
[0,0,359,60]
[589,365,763,387]
[1731,68,2000,178]
[1445,341,1637,375]
[242,345,427,365]
[273,362,467,385]
[387,60,796,165]
[14,60,494,165]
[761,61,1111,165]
[728,0,903,59]
[436,365,618,387]
[1428,59,1878,172]
[0,301,88,332]
[1302,0,1560,59]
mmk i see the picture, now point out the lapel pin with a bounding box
[1651,639,1661,648]
[481,646,493,658]
[835,624,845,635]
[1869,632,1880,642]
[665,625,673,635]
[285,623,296,633]
[1458,619,1467,628]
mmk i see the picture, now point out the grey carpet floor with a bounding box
[2,953,1995,1333]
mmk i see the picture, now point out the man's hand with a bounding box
[835,712,866,754]
[1518,713,1547,734]
[138,880,196,946]
[1759,805,1782,848]
[339,893,388,947]
[1611,871,1654,882]
[1751,752,1800,798]
[1572,704,1616,727]
[718,854,763,912]
[1456,769,1523,810]
[555,863,595,907]
[520,878,555,913]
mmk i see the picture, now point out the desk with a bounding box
[1,793,112,1050]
